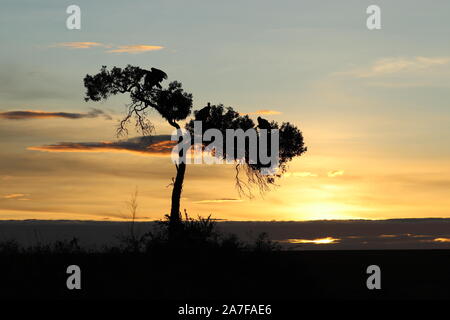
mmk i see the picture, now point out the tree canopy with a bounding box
[84,65,193,135]
[186,104,307,197]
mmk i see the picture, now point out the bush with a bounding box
[116,211,277,254]
[252,232,281,252]
[0,239,20,254]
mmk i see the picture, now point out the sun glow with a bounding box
[294,203,365,220]
[286,237,340,244]
[433,238,450,243]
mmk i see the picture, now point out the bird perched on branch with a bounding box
[195,102,212,122]
[257,116,271,130]
[143,67,167,90]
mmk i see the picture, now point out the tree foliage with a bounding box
[84,65,193,135]
[186,104,307,197]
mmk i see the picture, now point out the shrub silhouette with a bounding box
[0,223,277,254]
[0,239,20,255]
[117,212,279,253]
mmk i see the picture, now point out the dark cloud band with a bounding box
[28,135,175,156]
[0,108,112,120]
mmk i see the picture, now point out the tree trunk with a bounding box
[170,162,186,223]
[168,119,186,241]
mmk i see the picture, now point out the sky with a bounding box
[0,0,450,221]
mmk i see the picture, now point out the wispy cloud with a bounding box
[51,42,164,54]
[0,109,112,120]
[364,81,450,88]
[328,170,344,177]
[284,171,318,178]
[28,136,175,157]
[3,193,27,199]
[339,56,450,78]
[194,198,244,204]
[241,110,282,116]
[52,42,106,49]
[107,45,164,54]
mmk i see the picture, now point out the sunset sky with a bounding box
[1,0,450,221]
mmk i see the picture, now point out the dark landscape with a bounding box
[1,218,450,301]
[2,218,450,250]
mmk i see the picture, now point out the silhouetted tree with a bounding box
[83,65,192,233]
[84,65,307,238]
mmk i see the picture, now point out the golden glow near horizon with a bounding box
[285,237,340,245]
[0,120,449,221]
[433,238,450,243]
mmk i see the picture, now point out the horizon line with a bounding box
[1,217,450,223]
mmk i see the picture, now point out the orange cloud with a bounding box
[328,170,344,177]
[52,42,105,49]
[107,45,164,54]
[337,56,450,78]
[51,42,164,54]
[284,171,318,178]
[3,194,26,199]
[241,110,282,116]
[28,136,176,157]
